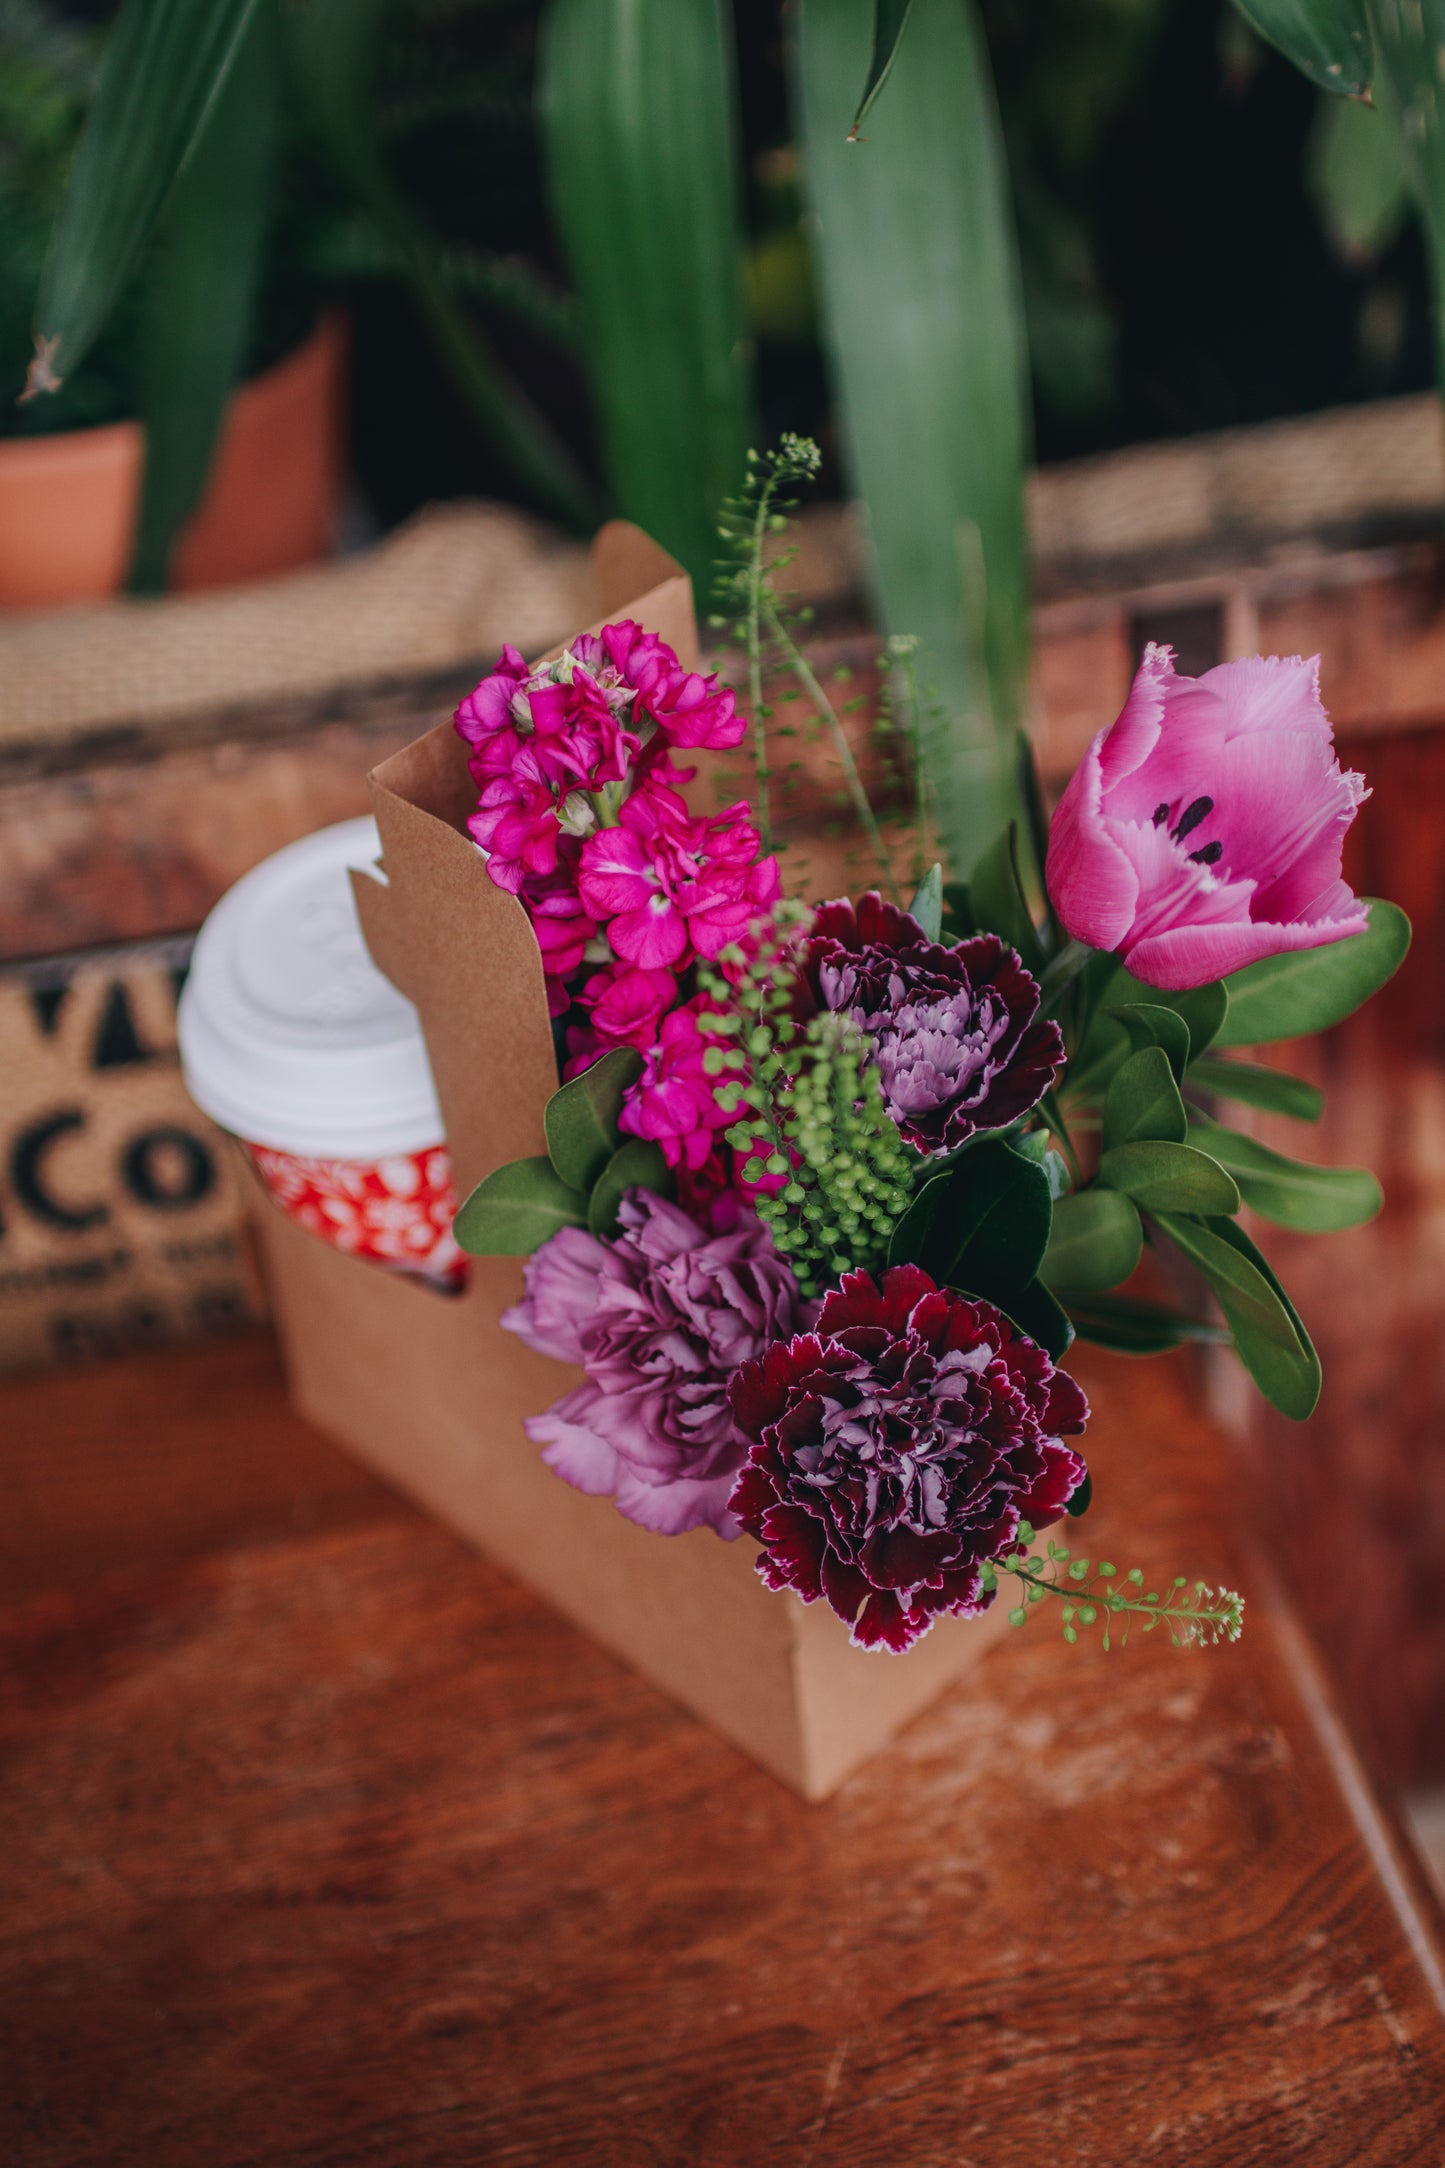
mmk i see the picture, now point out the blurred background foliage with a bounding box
[1,0,1439,862]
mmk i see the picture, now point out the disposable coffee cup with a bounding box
[179,818,465,1289]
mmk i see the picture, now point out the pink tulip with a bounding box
[1045,646,1369,990]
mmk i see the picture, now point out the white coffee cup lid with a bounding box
[178,817,445,1158]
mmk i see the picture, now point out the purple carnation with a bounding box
[729,1265,1089,1652]
[501,1189,811,1537]
[805,893,1064,1155]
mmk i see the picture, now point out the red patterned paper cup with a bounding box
[243,1142,466,1289]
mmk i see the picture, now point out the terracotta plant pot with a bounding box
[0,313,347,610]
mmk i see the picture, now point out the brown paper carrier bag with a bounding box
[249,524,1018,1798]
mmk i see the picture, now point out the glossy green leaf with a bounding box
[1232,0,1372,96]
[793,0,1031,867]
[932,1137,1052,1299]
[967,823,1046,975]
[1105,967,1229,1061]
[540,0,752,588]
[850,0,919,134]
[1213,900,1410,1047]
[544,1047,642,1193]
[908,863,944,941]
[1098,1140,1241,1216]
[1102,1047,1188,1151]
[1185,1056,1323,1123]
[291,0,593,529]
[454,1157,587,1256]
[27,0,260,393]
[1041,1188,1143,1295]
[129,0,280,592]
[1105,1002,1190,1083]
[887,1170,953,1267]
[586,1140,673,1238]
[1063,1293,1230,1356]
[1189,1120,1382,1231]
[1306,76,1410,264]
[1064,1468,1092,1518]
[1153,1211,1321,1419]
[999,1276,1073,1360]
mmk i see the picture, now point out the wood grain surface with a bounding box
[2,1330,1443,2166]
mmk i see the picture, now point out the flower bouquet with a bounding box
[448,448,1410,1674]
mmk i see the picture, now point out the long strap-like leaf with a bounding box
[129,0,282,593]
[538,0,753,592]
[792,0,1031,872]
[850,0,918,137]
[27,0,260,397]
[288,0,595,532]
[1231,0,1372,96]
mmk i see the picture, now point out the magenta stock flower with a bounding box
[1046,646,1370,991]
[501,1189,811,1537]
[572,621,745,751]
[578,781,781,971]
[729,1266,1089,1652]
[467,765,563,894]
[617,997,736,1170]
[564,961,679,1074]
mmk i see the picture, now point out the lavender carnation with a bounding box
[501,1189,811,1537]
[805,893,1063,1155]
[729,1265,1089,1651]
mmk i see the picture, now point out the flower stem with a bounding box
[1037,938,1094,1017]
[763,595,897,899]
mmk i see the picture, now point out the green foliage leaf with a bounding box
[966,823,1047,975]
[1065,1468,1092,1518]
[850,0,918,134]
[540,0,752,585]
[1153,1211,1321,1419]
[1103,1046,1188,1150]
[454,1157,587,1257]
[544,1047,642,1193]
[1041,1188,1143,1294]
[793,0,1031,867]
[129,0,280,592]
[28,0,261,391]
[1213,900,1410,1047]
[1105,968,1229,1061]
[1185,1056,1323,1123]
[1188,1120,1382,1231]
[1306,76,1410,264]
[907,862,944,941]
[1098,1140,1241,1216]
[1231,0,1372,97]
[931,1136,1052,1300]
[999,1277,1074,1359]
[586,1140,673,1238]
[1106,1002,1190,1082]
[887,1169,953,1266]
[1063,1292,1228,1355]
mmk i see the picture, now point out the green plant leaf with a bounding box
[1098,1140,1242,1216]
[932,1136,1052,1300]
[1231,0,1372,97]
[27,0,261,394]
[1185,1056,1323,1123]
[1041,1188,1143,1294]
[1104,967,1229,1061]
[1063,1292,1229,1355]
[967,823,1046,975]
[586,1139,673,1238]
[129,0,281,592]
[1188,1120,1382,1231]
[850,0,919,134]
[1306,75,1410,264]
[454,1157,588,1256]
[544,1047,642,1193]
[1152,1211,1321,1419]
[793,0,1031,867]
[539,0,752,588]
[998,1276,1073,1359]
[1064,1468,1092,1518]
[1102,1046,1188,1150]
[1105,1002,1190,1083]
[1213,900,1410,1047]
[886,1169,953,1266]
[908,862,944,941]
[290,0,594,530]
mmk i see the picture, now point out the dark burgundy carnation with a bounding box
[804,892,1063,1155]
[728,1264,1088,1652]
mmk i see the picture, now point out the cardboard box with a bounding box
[249,524,1019,1798]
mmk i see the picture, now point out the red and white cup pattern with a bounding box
[244,1141,467,1289]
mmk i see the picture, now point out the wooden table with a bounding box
[3,1331,1443,2165]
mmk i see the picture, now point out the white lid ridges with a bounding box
[178,818,446,1159]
